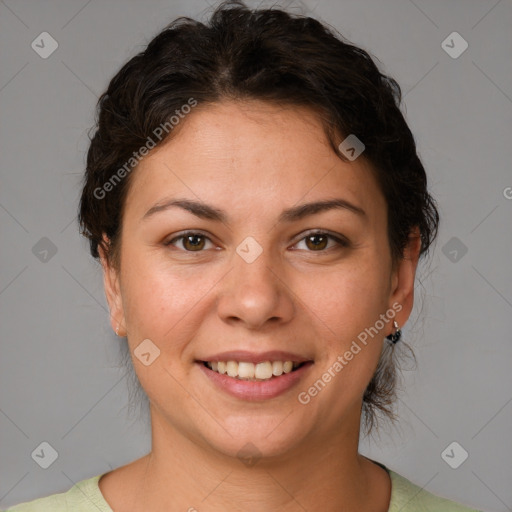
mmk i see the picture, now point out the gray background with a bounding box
[1,0,511,510]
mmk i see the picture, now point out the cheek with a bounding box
[119,258,209,395]
[293,254,389,394]
[120,251,221,356]
[297,255,390,336]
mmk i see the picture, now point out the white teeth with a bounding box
[254,361,273,379]
[272,361,283,376]
[205,360,301,380]
[283,361,293,373]
[226,361,238,377]
[238,362,255,379]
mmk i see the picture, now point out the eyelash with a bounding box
[165,230,350,253]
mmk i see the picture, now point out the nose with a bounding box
[216,245,295,330]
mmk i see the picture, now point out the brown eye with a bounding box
[182,234,206,251]
[305,233,329,251]
[166,232,214,252]
[293,231,349,252]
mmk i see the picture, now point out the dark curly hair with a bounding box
[78,0,439,437]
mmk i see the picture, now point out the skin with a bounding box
[97,99,421,511]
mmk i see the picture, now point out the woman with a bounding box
[5,1,481,510]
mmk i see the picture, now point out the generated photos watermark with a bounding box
[297,301,403,405]
[93,97,198,200]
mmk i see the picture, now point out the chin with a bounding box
[196,415,311,464]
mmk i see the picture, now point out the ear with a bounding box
[98,236,126,337]
[388,227,422,331]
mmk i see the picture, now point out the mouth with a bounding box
[196,355,314,401]
[200,360,308,381]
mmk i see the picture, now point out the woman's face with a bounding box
[102,100,419,460]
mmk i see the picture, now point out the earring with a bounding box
[386,321,402,344]
[115,324,122,337]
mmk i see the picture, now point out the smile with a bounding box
[198,359,314,401]
[203,360,304,381]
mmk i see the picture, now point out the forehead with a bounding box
[124,100,385,222]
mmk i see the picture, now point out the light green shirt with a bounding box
[3,466,482,511]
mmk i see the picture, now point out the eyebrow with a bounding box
[141,197,366,223]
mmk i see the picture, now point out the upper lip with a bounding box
[197,350,313,364]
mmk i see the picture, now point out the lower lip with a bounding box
[197,362,314,401]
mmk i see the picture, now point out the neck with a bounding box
[126,407,391,512]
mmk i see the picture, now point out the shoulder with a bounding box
[388,469,482,512]
[3,474,112,512]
